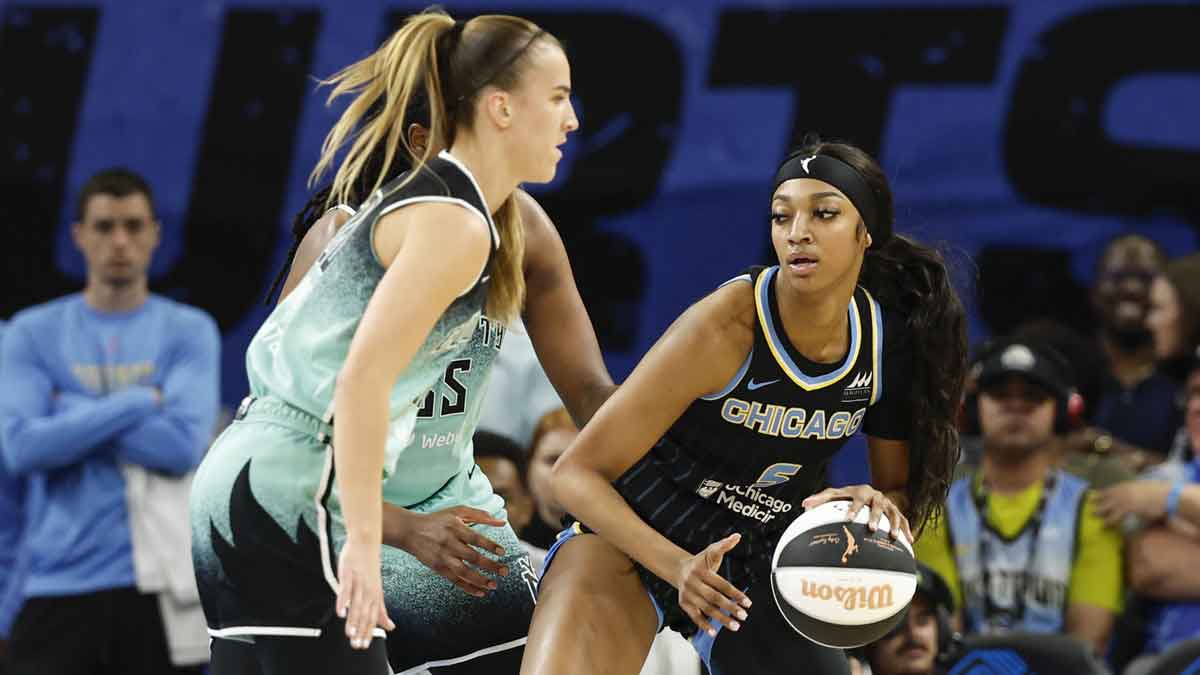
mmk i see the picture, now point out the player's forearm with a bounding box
[564,381,618,430]
[332,377,388,546]
[552,461,691,587]
[381,501,416,549]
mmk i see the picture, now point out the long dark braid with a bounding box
[792,138,968,535]
[263,93,432,305]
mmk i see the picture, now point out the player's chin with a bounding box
[525,162,558,185]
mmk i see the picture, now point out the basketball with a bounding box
[770,499,918,648]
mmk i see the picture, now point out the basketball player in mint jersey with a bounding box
[270,96,612,675]
[189,11,578,674]
[521,140,967,675]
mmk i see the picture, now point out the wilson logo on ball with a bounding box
[799,580,896,612]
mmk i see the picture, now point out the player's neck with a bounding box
[83,277,149,314]
[980,449,1052,495]
[775,275,853,364]
[445,140,519,216]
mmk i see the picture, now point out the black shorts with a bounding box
[209,615,388,675]
[543,525,849,675]
[7,587,204,675]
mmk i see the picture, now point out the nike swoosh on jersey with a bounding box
[746,378,780,391]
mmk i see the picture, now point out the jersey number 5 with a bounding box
[416,359,471,419]
[751,462,802,489]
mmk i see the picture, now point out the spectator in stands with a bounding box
[0,169,219,675]
[916,337,1124,654]
[472,431,540,567]
[1008,320,1134,487]
[1062,235,1176,473]
[1095,354,1200,673]
[851,561,958,675]
[522,407,578,552]
[1148,253,1200,377]
[478,321,565,448]
[0,319,24,675]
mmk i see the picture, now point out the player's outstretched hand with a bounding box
[803,485,913,544]
[336,537,395,650]
[675,533,752,638]
[398,506,510,597]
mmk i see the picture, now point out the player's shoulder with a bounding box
[513,188,549,226]
[678,272,756,354]
[513,189,557,258]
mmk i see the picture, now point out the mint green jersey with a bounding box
[382,314,507,507]
[244,152,498,478]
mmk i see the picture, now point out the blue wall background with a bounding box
[4,0,1199,484]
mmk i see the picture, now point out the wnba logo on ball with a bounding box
[799,580,896,612]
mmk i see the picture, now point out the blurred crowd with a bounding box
[6,171,1200,675]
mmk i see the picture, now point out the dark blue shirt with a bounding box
[1093,371,1180,454]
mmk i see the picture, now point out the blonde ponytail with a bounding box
[310,9,552,324]
[309,10,455,206]
[488,196,526,323]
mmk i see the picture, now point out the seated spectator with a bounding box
[522,407,578,551]
[1146,254,1200,466]
[1095,355,1200,672]
[1011,319,1135,487]
[1061,235,1178,474]
[916,337,1124,654]
[1148,253,1200,379]
[472,431,539,566]
[851,561,958,675]
[0,169,219,675]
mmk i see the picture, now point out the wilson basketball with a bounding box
[770,500,917,648]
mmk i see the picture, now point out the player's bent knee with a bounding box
[537,534,657,634]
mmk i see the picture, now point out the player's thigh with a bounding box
[523,533,659,674]
[706,581,849,675]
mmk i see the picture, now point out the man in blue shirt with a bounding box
[0,319,29,675]
[0,169,219,675]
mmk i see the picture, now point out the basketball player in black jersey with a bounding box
[520,140,967,675]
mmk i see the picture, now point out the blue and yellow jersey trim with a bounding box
[755,266,862,391]
[862,286,884,405]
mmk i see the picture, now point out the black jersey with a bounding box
[613,265,912,577]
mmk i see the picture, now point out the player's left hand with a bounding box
[336,536,396,650]
[803,485,912,544]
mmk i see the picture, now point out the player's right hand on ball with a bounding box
[336,537,395,650]
[675,533,752,638]
[399,506,510,597]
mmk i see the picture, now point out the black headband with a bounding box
[773,152,889,247]
[453,28,547,106]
